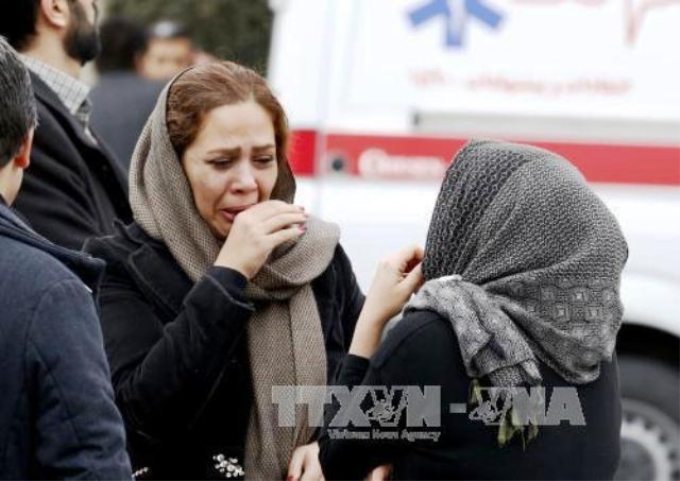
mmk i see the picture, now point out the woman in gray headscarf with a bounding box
[319,140,628,480]
[85,61,364,480]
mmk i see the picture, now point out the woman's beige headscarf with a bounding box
[129,72,340,480]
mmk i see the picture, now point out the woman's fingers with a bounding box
[364,465,392,481]
[394,244,423,260]
[214,202,307,279]
[374,245,424,284]
[401,244,425,270]
[247,199,305,223]
[288,443,324,481]
[268,223,306,248]
[287,445,305,481]
[262,211,308,235]
[385,244,424,274]
[299,459,324,481]
[401,262,424,293]
[404,246,424,272]
[299,443,324,481]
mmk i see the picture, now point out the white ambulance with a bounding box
[267,0,680,478]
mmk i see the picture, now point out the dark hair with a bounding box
[96,15,148,72]
[167,61,294,200]
[0,36,37,168]
[0,0,40,51]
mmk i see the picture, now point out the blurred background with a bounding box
[91,1,679,480]
[105,0,272,70]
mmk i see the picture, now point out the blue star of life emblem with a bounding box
[408,0,504,47]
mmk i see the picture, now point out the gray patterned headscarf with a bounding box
[405,140,628,389]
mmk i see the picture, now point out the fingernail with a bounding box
[299,224,307,232]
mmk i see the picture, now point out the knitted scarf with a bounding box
[129,77,340,480]
[406,139,627,402]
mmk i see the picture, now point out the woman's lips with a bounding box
[220,205,253,223]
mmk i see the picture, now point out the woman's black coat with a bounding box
[85,222,364,479]
[319,310,621,480]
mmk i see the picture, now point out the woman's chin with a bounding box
[209,222,230,241]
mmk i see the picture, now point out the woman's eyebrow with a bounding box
[205,147,241,157]
[252,144,276,153]
[205,145,275,156]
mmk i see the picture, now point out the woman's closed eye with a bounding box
[207,157,235,169]
[254,155,276,167]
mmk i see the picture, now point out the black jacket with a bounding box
[84,222,364,479]
[14,72,132,250]
[320,310,621,480]
[0,199,131,480]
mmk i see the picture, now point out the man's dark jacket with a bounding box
[0,200,132,479]
[91,72,163,170]
[14,72,132,250]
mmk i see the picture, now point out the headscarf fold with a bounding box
[407,140,628,389]
[129,72,339,480]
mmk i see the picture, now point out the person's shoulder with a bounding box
[0,234,75,279]
[30,90,74,150]
[85,221,149,254]
[30,79,62,123]
[84,222,155,272]
[0,240,96,375]
[0,235,84,303]
[372,310,454,369]
[32,97,61,131]
[385,310,452,346]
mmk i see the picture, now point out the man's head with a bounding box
[140,20,194,81]
[0,36,37,204]
[0,0,100,66]
[96,15,148,74]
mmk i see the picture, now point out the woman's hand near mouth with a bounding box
[214,200,308,279]
[220,205,254,223]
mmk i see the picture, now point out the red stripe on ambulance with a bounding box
[288,131,680,186]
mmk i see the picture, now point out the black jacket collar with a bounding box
[30,72,97,149]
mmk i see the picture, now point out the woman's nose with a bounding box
[232,163,258,192]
